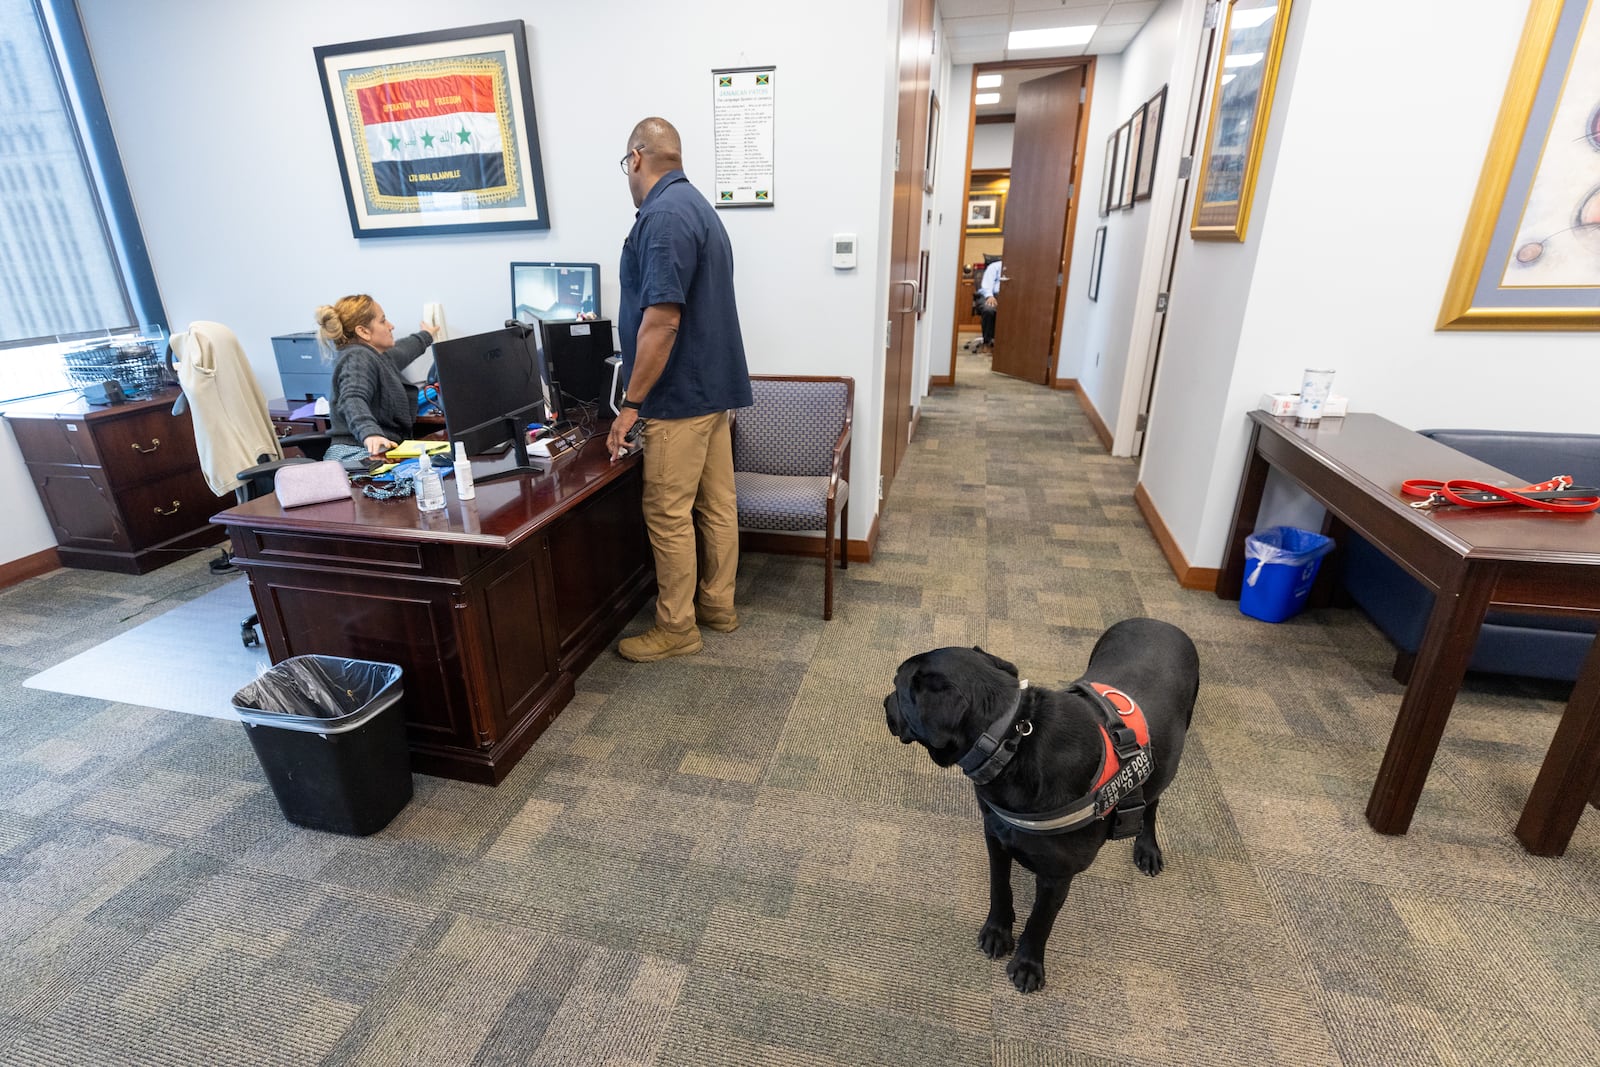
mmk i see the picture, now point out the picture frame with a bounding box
[1121,104,1145,211]
[1134,85,1167,202]
[1438,0,1600,330]
[966,191,1005,234]
[916,249,930,317]
[314,21,550,238]
[1088,225,1107,302]
[924,89,941,195]
[1099,131,1116,217]
[1191,0,1294,240]
[1109,122,1130,211]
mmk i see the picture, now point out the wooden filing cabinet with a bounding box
[4,390,227,573]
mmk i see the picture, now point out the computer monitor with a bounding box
[510,261,601,323]
[433,325,552,482]
[541,318,615,413]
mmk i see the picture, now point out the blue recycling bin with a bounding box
[1240,526,1335,623]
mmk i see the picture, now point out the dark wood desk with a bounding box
[1218,412,1600,855]
[213,436,652,784]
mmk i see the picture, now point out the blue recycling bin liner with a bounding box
[1240,526,1335,623]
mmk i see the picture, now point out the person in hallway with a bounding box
[608,116,753,663]
[316,295,433,460]
[977,258,1003,352]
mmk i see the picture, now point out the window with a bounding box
[0,0,164,402]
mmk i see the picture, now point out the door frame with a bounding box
[943,57,1096,388]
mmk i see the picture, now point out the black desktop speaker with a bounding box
[606,356,624,415]
[83,379,126,406]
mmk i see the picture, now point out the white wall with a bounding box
[1057,0,1186,421]
[970,122,1013,170]
[920,48,971,388]
[0,0,905,566]
[1142,0,1600,569]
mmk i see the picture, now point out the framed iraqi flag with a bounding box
[314,21,550,238]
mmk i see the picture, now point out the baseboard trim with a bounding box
[1053,377,1077,391]
[1073,384,1114,452]
[741,531,872,564]
[1134,482,1220,592]
[0,547,60,590]
[930,374,953,387]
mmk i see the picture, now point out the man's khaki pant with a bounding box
[639,411,738,633]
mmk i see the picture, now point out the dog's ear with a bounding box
[972,646,1019,678]
[903,667,969,759]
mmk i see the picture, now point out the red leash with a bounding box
[1402,474,1600,513]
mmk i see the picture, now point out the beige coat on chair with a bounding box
[171,321,282,497]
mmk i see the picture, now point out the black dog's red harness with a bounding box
[962,681,1155,839]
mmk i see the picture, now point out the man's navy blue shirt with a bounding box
[619,170,752,419]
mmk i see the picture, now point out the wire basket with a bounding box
[61,337,167,396]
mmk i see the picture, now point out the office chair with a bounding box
[168,322,331,646]
[731,375,853,620]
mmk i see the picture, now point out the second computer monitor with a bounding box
[510,261,601,323]
[542,318,615,413]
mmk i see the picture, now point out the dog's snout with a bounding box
[883,692,916,744]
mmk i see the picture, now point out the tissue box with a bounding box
[1259,393,1348,418]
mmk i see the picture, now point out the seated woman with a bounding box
[315,295,433,460]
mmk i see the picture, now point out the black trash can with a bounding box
[232,655,412,835]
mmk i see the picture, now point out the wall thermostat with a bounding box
[832,233,857,270]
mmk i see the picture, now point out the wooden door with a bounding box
[992,68,1084,384]
[880,0,935,497]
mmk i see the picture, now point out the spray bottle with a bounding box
[453,441,475,500]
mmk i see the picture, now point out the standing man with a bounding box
[608,117,752,662]
[977,258,1003,352]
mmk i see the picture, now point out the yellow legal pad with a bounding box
[384,440,451,460]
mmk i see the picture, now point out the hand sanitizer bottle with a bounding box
[453,441,475,500]
[415,448,446,512]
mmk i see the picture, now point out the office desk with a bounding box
[1218,412,1600,855]
[213,436,652,784]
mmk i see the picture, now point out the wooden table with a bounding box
[213,435,652,784]
[1218,412,1600,855]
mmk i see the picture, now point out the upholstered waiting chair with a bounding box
[731,375,853,620]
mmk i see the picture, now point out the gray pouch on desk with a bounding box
[274,460,352,508]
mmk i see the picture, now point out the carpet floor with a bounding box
[1,353,1595,1065]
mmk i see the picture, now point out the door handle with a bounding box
[893,279,919,314]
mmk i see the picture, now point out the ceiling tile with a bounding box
[1009,9,1103,32]
[950,33,1011,63]
[938,0,1010,17]
[1102,1,1160,25]
[943,14,1012,37]
[1013,0,1107,12]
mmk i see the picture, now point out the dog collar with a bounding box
[956,679,1031,786]
[981,681,1155,837]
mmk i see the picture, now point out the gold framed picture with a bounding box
[1190,0,1294,241]
[966,191,1005,234]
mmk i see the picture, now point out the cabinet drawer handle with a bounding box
[131,438,161,454]
[153,501,181,517]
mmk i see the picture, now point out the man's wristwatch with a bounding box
[621,397,643,410]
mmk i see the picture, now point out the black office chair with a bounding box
[168,323,332,646]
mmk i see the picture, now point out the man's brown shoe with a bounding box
[618,626,703,662]
[695,607,740,633]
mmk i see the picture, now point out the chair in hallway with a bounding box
[731,375,853,620]
[168,321,330,645]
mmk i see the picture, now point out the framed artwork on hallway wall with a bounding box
[1190,0,1294,240]
[924,90,940,194]
[314,21,550,238]
[1438,0,1600,330]
[1121,105,1144,210]
[1134,85,1167,202]
[966,191,1005,234]
[1088,226,1107,301]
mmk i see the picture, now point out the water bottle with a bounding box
[415,448,446,512]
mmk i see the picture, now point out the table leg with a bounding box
[1217,422,1268,600]
[1366,563,1498,835]
[1515,635,1600,856]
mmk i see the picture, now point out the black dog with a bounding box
[883,618,1198,993]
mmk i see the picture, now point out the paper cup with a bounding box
[1297,369,1336,424]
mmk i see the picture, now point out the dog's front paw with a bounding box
[1133,838,1164,876]
[1006,955,1046,994]
[978,919,1014,959]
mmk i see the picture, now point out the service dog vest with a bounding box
[974,681,1155,838]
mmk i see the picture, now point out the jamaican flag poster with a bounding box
[315,21,549,237]
[712,66,775,208]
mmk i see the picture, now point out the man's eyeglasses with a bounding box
[619,145,644,174]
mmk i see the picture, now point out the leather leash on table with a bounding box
[1402,474,1600,513]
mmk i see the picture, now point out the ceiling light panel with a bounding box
[1009,25,1096,50]
[975,74,1003,89]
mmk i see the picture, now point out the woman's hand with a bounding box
[364,435,398,457]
